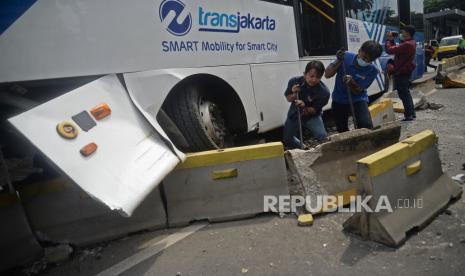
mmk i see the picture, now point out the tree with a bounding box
[424,0,465,13]
[345,0,374,19]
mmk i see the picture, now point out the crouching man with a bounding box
[283,61,330,149]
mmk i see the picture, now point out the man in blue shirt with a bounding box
[325,40,383,132]
[283,60,330,149]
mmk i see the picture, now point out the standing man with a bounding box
[325,40,383,132]
[385,25,417,121]
[283,60,330,149]
[458,37,465,55]
[424,41,437,72]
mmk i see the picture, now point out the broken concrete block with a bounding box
[383,90,427,113]
[297,214,314,226]
[452,174,465,184]
[285,123,401,215]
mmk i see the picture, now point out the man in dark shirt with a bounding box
[424,41,437,72]
[386,25,417,121]
[283,60,330,149]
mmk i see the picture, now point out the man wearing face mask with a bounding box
[385,25,417,121]
[325,40,383,132]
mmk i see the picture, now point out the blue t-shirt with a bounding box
[331,52,379,104]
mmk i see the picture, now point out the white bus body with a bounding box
[1,0,393,213]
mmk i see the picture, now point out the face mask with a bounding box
[357,57,370,67]
[399,34,405,41]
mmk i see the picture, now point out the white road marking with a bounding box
[96,222,208,276]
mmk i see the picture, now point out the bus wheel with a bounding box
[164,85,233,152]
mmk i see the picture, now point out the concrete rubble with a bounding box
[44,244,73,264]
[452,174,465,184]
[285,123,401,216]
[382,89,427,113]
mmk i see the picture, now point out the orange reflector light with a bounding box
[80,143,98,157]
[90,103,111,120]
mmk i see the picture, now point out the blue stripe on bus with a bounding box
[372,10,382,40]
[0,0,37,35]
[376,8,388,43]
[375,75,382,91]
[361,13,375,38]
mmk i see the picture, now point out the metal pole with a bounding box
[341,61,358,129]
[295,86,304,148]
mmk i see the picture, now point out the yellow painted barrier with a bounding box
[164,142,289,227]
[344,130,462,247]
[369,99,396,127]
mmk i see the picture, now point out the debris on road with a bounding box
[452,174,465,184]
[443,209,453,216]
[297,214,314,226]
[79,246,103,261]
[382,90,427,113]
[416,102,444,111]
[436,55,465,88]
[44,244,73,264]
[22,260,47,276]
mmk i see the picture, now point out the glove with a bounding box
[336,49,346,61]
[302,107,316,117]
[343,75,353,84]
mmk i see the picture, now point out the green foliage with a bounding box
[424,0,465,13]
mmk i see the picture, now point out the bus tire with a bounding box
[164,85,233,152]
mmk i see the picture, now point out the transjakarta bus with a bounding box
[0,0,424,213]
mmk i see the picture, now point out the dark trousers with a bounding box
[394,74,416,119]
[425,58,437,72]
[283,115,327,149]
[331,101,373,133]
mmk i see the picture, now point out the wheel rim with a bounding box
[198,98,227,147]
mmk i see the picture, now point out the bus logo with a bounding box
[198,7,276,33]
[159,0,192,36]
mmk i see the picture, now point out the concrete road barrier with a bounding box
[443,72,465,88]
[440,55,465,73]
[285,123,401,215]
[18,178,166,247]
[163,142,289,227]
[437,55,465,87]
[369,99,396,128]
[0,193,42,272]
[343,130,463,247]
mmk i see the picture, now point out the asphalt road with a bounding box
[41,83,465,276]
